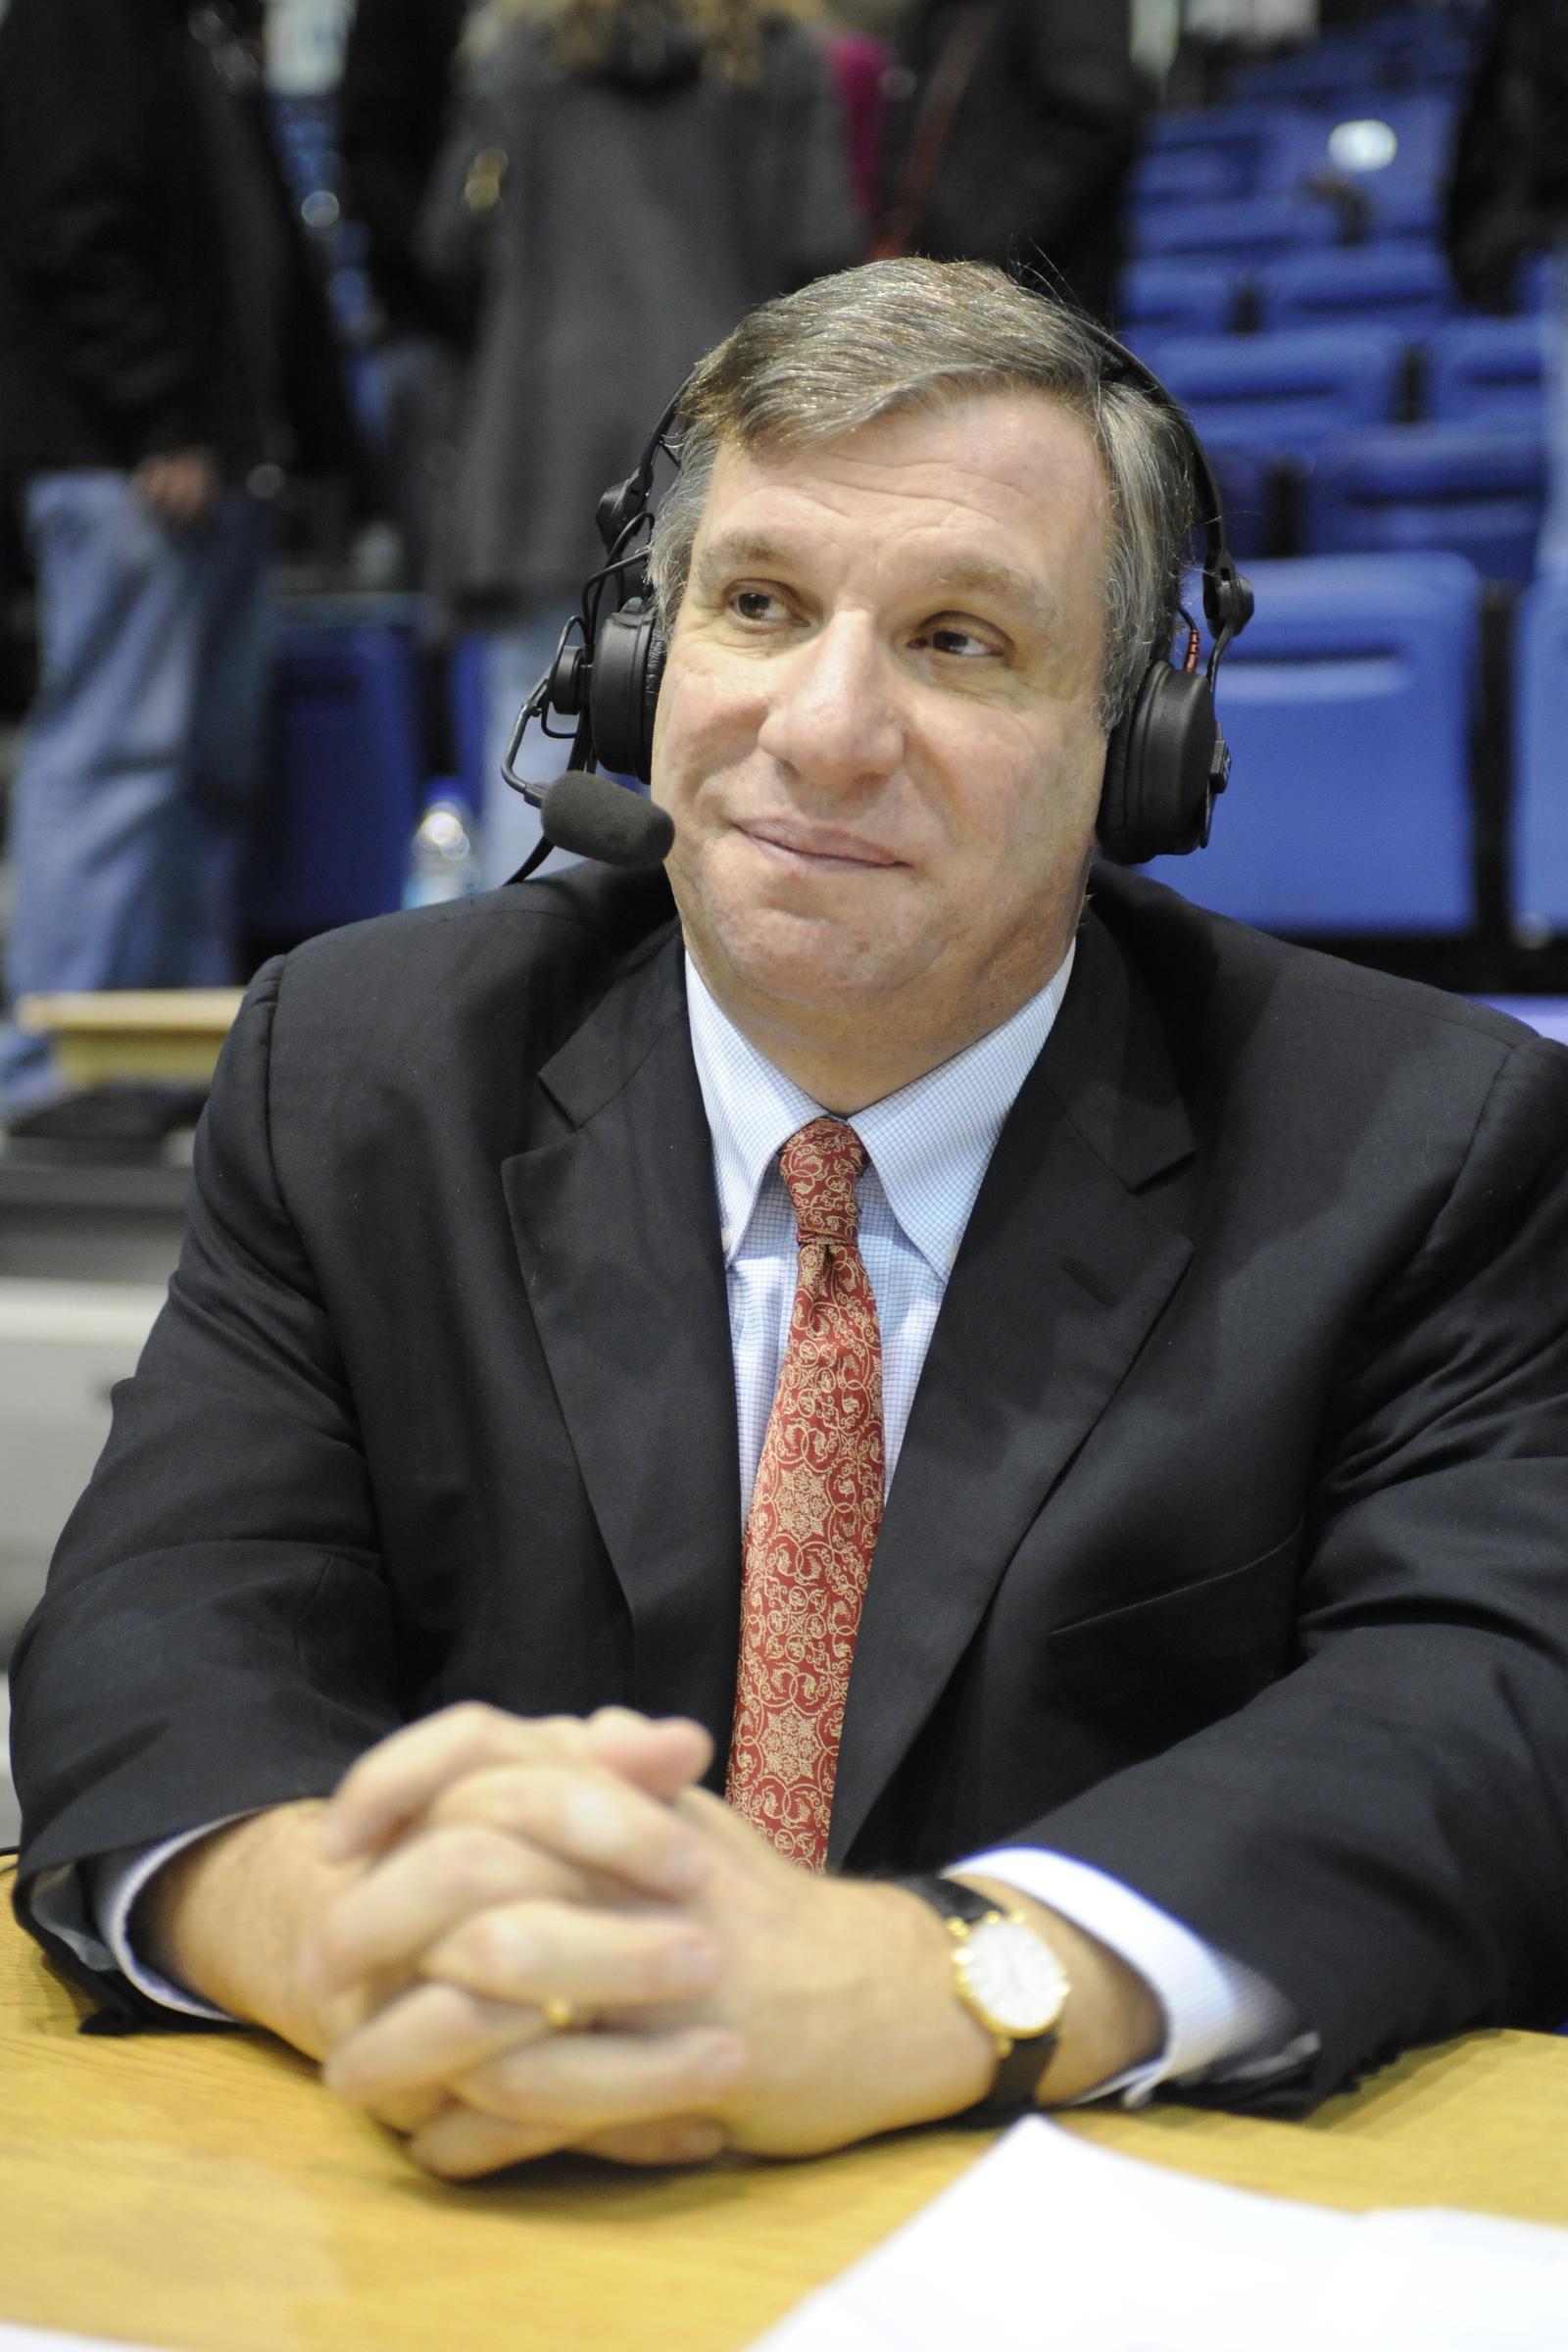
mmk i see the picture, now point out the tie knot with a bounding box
[779,1116,866,1248]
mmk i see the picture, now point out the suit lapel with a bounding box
[829,906,1199,1864]
[502,926,742,1773]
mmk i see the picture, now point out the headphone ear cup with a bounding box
[1097,662,1219,865]
[587,597,664,784]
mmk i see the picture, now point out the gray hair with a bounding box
[647,259,1199,731]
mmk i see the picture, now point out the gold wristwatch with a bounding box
[903,1874,1070,2122]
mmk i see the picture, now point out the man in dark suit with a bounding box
[12,260,1568,2180]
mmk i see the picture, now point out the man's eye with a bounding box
[729,588,789,623]
[914,623,996,661]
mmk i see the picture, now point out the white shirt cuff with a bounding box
[956,1844,1316,2105]
[89,1821,256,2023]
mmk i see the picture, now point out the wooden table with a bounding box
[13,992,244,1091]
[2,1899,1565,2352]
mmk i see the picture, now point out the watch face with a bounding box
[959,1919,1068,2038]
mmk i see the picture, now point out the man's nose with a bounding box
[756,613,903,788]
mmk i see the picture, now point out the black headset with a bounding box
[504,318,1253,869]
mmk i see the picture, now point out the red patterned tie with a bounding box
[726,1116,886,1869]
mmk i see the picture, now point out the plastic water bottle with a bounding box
[403,786,481,908]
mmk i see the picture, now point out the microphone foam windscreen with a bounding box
[542,771,675,869]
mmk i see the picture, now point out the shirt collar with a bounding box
[685,941,1077,1279]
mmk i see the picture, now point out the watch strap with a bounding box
[901,1873,1062,2125]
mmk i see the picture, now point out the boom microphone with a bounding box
[540,769,675,868]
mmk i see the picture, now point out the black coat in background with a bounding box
[877,0,1146,321]
[0,0,355,480]
[339,0,476,345]
[1446,0,1568,311]
[11,864,1568,2111]
[416,14,859,614]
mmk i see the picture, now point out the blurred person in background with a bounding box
[1445,0,1568,576]
[821,15,894,225]
[418,0,859,886]
[339,0,477,589]
[0,0,356,1143]
[871,0,1147,322]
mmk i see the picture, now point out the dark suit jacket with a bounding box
[13,865,1568,2108]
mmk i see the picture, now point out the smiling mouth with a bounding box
[740,822,904,870]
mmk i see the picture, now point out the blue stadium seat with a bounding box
[1256,242,1454,331]
[1116,260,1242,337]
[1201,443,1274,562]
[1474,996,1568,1046]
[1147,103,1283,189]
[1303,424,1545,584]
[1511,575,1568,935]
[1230,50,1372,106]
[1424,316,1547,428]
[1231,23,1472,105]
[1139,554,1481,934]
[1129,194,1335,266]
[1350,11,1474,59]
[1148,325,1406,458]
[449,631,490,814]
[244,613,425,936]
[1130,146,1246,205]
[1256,94,1458,217]
[1364,185,1445,243]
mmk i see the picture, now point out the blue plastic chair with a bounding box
[1256,242,1455,332]
[1149,325,1406,460]
[1200,442,1275,563]
[1303,424,1546,585]
[1367,187,1446,244]
[1230,52,1371,107]
[1130,146,1247,206]
[1256,94,1458,214]
[245,612,426,936]
[1147,103,1284,183]
[1116,261,1243,338]
[1522,252,1554,314]
[1139,553,1481,934]
[448,632,491,815]
[1511,575,1568,935]
[1423,316,1547,429]
[1232,25,1472,105]
[1130,194,1335,266]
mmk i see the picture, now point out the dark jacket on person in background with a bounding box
[1446,0,1568,311]
[0,0,356,481]
[876,0,1146,322]
[417,8,859,618]
[339,0,477,346]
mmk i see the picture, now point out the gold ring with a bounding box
[542,1995,578,2034]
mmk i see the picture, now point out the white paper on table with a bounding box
[752,2116,1568,2351]
[0,2328,172,2351]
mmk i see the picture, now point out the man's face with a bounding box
[650,389,1112,1094]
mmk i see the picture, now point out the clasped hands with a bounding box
[294,1703,997,2180]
